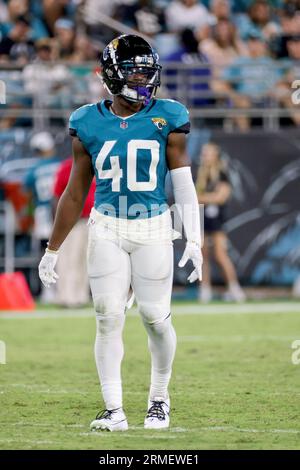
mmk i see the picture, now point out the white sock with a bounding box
[94,314,125,410]
[143,316,177,400]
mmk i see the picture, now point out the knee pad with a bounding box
[96,312,125,338]
[94,294,126,316]
[142,311,172,335]
[94,294,126,337]
[138,298,170,325]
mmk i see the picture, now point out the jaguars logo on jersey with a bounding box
[152,118,167,130]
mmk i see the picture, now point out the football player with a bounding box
[38,34,202,431]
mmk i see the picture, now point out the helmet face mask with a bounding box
[100,35,161,105]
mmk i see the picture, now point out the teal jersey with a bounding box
[24,156,61,207]
[69,98,190,219]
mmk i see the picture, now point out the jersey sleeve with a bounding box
[172,105,190,134]
[68,104,93,141]
[164,100,190,134]
[69,110,80,139]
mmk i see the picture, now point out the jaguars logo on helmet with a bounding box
[99,34,161,105]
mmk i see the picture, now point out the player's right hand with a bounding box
[38,249,59,288]
[178,241,203,283]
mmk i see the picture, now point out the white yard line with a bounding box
[129,426,187,433]
[0,439,55,445]
[178,334,297,342]
[2,384,148,395]
[172,303,300,315]
[79,432,177,439]
[5,384,88,394]
[125,425,300,435]
[0,302,300,319]
[1,425,299,435]
[54,426,300,436]
[2,385,300,397]
[81,426,300,436]
[1,422,299,437]
[0,422,85,428]
[199,426,300,435]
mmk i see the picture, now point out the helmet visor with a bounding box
[119,63,161,88]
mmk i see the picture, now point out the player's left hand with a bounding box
[38,249,59,288]
[178,241,203,283]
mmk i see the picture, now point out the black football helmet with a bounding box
[100,34,161,105]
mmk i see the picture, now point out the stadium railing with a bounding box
[0,61,298,133]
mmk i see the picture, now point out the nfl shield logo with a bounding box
[120,121,128,129]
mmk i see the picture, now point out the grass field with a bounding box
[0,301,300,450]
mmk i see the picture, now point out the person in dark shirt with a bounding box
[164,28,213,108]
[113,0,166,37]
[0,15,34,60]
[196,142,245,302]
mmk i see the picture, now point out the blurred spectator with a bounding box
[210,0,232,22]
[24,132,60,239]
[53,158,96,307]
[221,32,281,130]
[274,35,300,126]
[83,0,117,24]
[232,0,284,14]
[23,132,61,303]
[68,36,104,104]
[280,1,300,34]
[271,1,300,57]
[114,0,167,37]
[164,28,213,108]
[200,18,248,73]
[41,0,76,37]
[0,1,9,24]
[166,0,214,35]
[235,0,281,41]
[83,0,118,44]
[0,15,34,62]
[54,17,76,60]
[0,0,29,38]
[23,38,71,108]
[70,34,98,62]
[0,0,49,42]
[196,142,246,302]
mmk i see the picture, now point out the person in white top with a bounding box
[200,18,248,75]
[166,0,214,34]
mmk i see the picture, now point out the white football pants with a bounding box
[87,210,177,410]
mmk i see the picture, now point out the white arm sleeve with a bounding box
[170,166,201,246]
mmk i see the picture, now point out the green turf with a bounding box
[0,303,300,450]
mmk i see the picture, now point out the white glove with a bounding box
[178,241,203,283]
[38,248,59,288]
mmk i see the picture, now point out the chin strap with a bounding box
[121,84,153,105]
[135,86,152,104]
